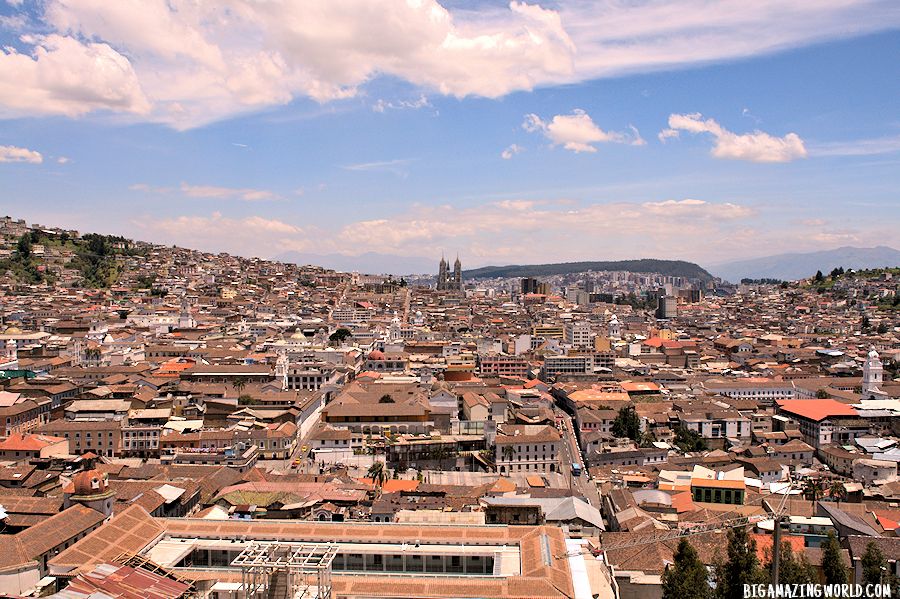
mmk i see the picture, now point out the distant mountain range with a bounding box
[462,259,714,281]
[275,251,436,275]
[710,246,900,282]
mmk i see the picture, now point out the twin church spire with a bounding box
[438,253,462,291]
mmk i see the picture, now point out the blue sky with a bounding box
[0,0,899,272]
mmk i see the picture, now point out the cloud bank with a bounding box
[0,0,896,128]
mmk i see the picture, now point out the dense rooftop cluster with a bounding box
[0,215,898,599]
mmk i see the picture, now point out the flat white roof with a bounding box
[147,536,521,577]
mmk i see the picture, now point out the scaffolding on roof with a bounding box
[232,541,338,599]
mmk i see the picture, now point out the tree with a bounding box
[716,526,765,599]
[612,404,641,441]
[675,424,707,452]
[862,316,871,331]
[662,538,711,599]
[238,394,258,405]
[501,444,516,467]
[766,540,817,586]
[640,430,657,448]
[861,541,888,587]
[815,389,830,399]
[367,461,387,488]
[430,445,454,470]
[814,270,824,282]
[803,478,824,509]
[329,327,352,344]
[135,274,156,288]
[821,531,849,585]
[379,394,395,403]
[877,323,889,334]
[16,234,32,259]
[829,480,847,505]
[231,378,247,395]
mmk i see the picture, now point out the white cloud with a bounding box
[129,195,899,267]
[494,199,536,210]
[501,144,524,159]
[662,112,807,163]
[7,0,574,128]
[129,183,172,193]
[0,144,43,163]
[561,0,900,79]
[809,134,900,157]
[139,198,758,261]
[56,156,70,164]
[627,125,647,147]
[641,198,752,219]
[342,159,413,177]
[129,181,278,201]
[373,95,431,113]
[741,107,762,124]
[179,183,278,201]
[0,34,150,118]
[1,0,895,127]
[523,109,644,153]
[328,197,757,258]
[657,128,680,142]
[136,212,308,257]
[0,13,27,30]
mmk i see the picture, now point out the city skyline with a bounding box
[1,1,899,270]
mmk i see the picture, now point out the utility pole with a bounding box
[772,514,782,585]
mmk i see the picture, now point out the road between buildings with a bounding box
[555,407,602,509]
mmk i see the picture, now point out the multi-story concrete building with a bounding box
[478,354,530,378]
[776,399,867,450]
[703,378,796,405]
[36,419,122,457]
[565,322,593,348]
[0,393,51,437]
[542,354,593,378]
[495,424,561,474]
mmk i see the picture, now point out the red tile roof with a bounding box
[776,399,858,422]
[0,433,66,451]
[621,381,660,393]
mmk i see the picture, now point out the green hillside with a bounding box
[0,230,143,288]
[463,259,714,281]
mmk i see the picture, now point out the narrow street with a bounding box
[555,407,602,509]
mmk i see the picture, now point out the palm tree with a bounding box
[367,461,387,489]
[829,480,847,505]
[500,444,515,473]
[804,478,824,510]
[231,377,247,396]
[433,445,454,470]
